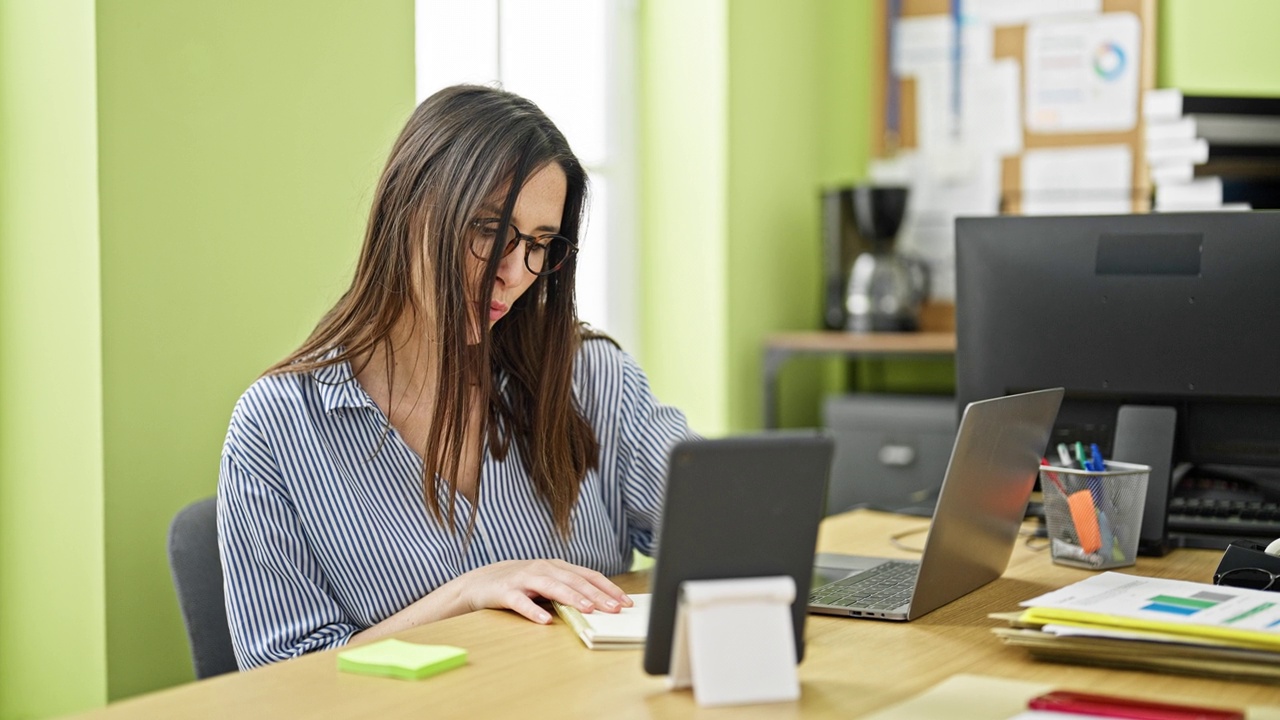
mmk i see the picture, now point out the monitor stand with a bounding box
[1112,405,1178,557]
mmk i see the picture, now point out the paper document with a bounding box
[1145,117,1197,142]
[962,58,1022,156]
[1144,88,1184,121]
[1025,12,1141,133]
[1146,138,1209,166]
[962,0,1101,26]
[1155,177,1222,210]
[1021,145,1132,215]
[1021,572,1280,647]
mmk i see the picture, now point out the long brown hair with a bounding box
[268,85,597,537]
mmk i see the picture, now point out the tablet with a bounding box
[642,432,834,676]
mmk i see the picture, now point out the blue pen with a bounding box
[1089,443,1123,546]
[1089,443,1105,473]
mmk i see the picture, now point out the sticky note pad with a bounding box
[337,639,467,680]
[1067,490,1102,554]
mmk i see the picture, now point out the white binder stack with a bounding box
[1143,88,1235,212]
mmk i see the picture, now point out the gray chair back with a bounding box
[168,497,238,678]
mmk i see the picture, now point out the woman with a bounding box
[218,85,693,670]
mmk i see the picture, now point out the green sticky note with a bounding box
[337,639,467,680]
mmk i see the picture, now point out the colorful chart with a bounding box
[1142,591,1234,616]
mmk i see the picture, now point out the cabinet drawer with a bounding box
[822,394,957,516]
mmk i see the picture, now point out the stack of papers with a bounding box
[552,594,650,650]
[1144,88,1248,212]
[993,572,1280,682]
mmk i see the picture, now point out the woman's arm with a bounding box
[610,348,697,556]
[218,448,362,669]
[348,558,632,645]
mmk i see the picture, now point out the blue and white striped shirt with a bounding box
[217,338,692,670]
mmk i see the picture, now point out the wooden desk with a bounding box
[77,510,1279,719]
[763,332,956,428]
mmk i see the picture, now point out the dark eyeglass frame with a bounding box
[468,218,578,277]
[1214,566,1280,591]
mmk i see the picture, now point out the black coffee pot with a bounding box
[845,186,929,332]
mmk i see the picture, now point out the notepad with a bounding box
[552,594,650,650]
[337,639,467,680]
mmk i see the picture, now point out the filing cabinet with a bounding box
[822,394,957,516]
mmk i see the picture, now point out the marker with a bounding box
[1089,443,1106,473]
[1040,458,1067,495]
[1057,443,1074,469]
[1074,442,1090,471]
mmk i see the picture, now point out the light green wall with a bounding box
[0,1,413,714]
[0,1,107,717]
[725,1,824,431]
[639,0,730,434]
[1160,0,1280,95]
[94,0,414,700]
[641,1,878,433]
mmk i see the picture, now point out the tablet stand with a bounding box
[667,575,799,707]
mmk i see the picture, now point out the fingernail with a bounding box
[578,598,593,610]
[621,594,634,606]
[604,599,620,609]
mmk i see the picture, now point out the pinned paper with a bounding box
[337,639,467,681]
[1025,12,1141,133]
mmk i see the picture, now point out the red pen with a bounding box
[1040,457,1067,496]
[1028,690,1244,720]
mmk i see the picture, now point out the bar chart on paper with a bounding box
[1142,591,1237,617]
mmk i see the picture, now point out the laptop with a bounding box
[808,387,1064,621]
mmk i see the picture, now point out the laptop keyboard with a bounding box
[809,561,919,611]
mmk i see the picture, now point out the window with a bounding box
[415,0,640,353]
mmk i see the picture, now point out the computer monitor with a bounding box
[955,211,1280,551]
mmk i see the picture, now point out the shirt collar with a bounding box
[310,347,373,414]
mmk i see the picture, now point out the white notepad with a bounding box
[553,594,650,650]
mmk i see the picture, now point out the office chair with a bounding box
[168,496,239,678]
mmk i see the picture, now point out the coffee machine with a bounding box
[844,186,929,332]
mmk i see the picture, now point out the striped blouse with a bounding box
[217,338,693,670]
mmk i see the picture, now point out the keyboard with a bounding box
[809,560,919,611]
[1167,496,1280,539]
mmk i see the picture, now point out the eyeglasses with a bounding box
[1214,567,1280,591]
[468,218,577,276]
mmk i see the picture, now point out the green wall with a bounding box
[640,1,877,434]
[0,1,107,717]
[95,0,413,699]
[0,1,414,715]
[1160,0,1280,95]
[639,0,731,434]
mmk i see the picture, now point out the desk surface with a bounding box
[79,510,1280,719]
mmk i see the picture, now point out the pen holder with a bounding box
[1040,460,1150,570]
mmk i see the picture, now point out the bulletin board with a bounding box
[872,0,1157,214]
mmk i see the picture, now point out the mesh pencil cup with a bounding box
[1039,460,1150,570]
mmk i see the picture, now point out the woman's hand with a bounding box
[452,559,633,624]
[348,558,634,647]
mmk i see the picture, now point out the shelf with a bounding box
[762,331,957,429]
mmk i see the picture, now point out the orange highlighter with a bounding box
[1067,489,1102,553]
